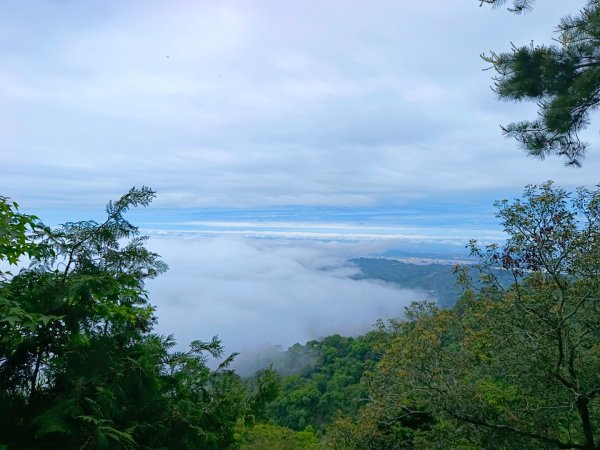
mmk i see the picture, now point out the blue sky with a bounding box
[2,0,599,352]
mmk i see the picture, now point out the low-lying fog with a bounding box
[146,235,425,366]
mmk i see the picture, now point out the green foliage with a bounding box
[478,0,535,14]
[246,367,282,423]
[0,188,251,449]
[265,333,386,433]
[235,423,322,450]
[0,196,40,272]
[329,182,600,449]
[482,0,600,165]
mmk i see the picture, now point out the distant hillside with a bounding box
[351,257,516,308]
[350,257,465,307]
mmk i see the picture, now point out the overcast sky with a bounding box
[2,1,599,355]
[1,0,597,212]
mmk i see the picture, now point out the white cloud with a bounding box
[1,0,596,211]
[145,236,423,355]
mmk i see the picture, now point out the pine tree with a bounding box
[482,0,600,166]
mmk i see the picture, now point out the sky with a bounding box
[2,0,599,356]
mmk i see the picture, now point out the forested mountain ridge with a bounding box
[351,257,514,307]
[350,258,464,307]
[265,333,385,433]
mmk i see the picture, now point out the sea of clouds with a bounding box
[145,235,425,366]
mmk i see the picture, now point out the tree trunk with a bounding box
[575,396,596,450]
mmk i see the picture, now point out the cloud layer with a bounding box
[146,236,423,356]
[1,0,596,211]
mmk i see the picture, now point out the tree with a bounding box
[479,0,535,14]
[266,333,384,433]
[481,0,600,166]
[0,196,40,274]
[331,182,600,449]
[235,423,322,450]
[0,197,54,368]
[0,188,252,449]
